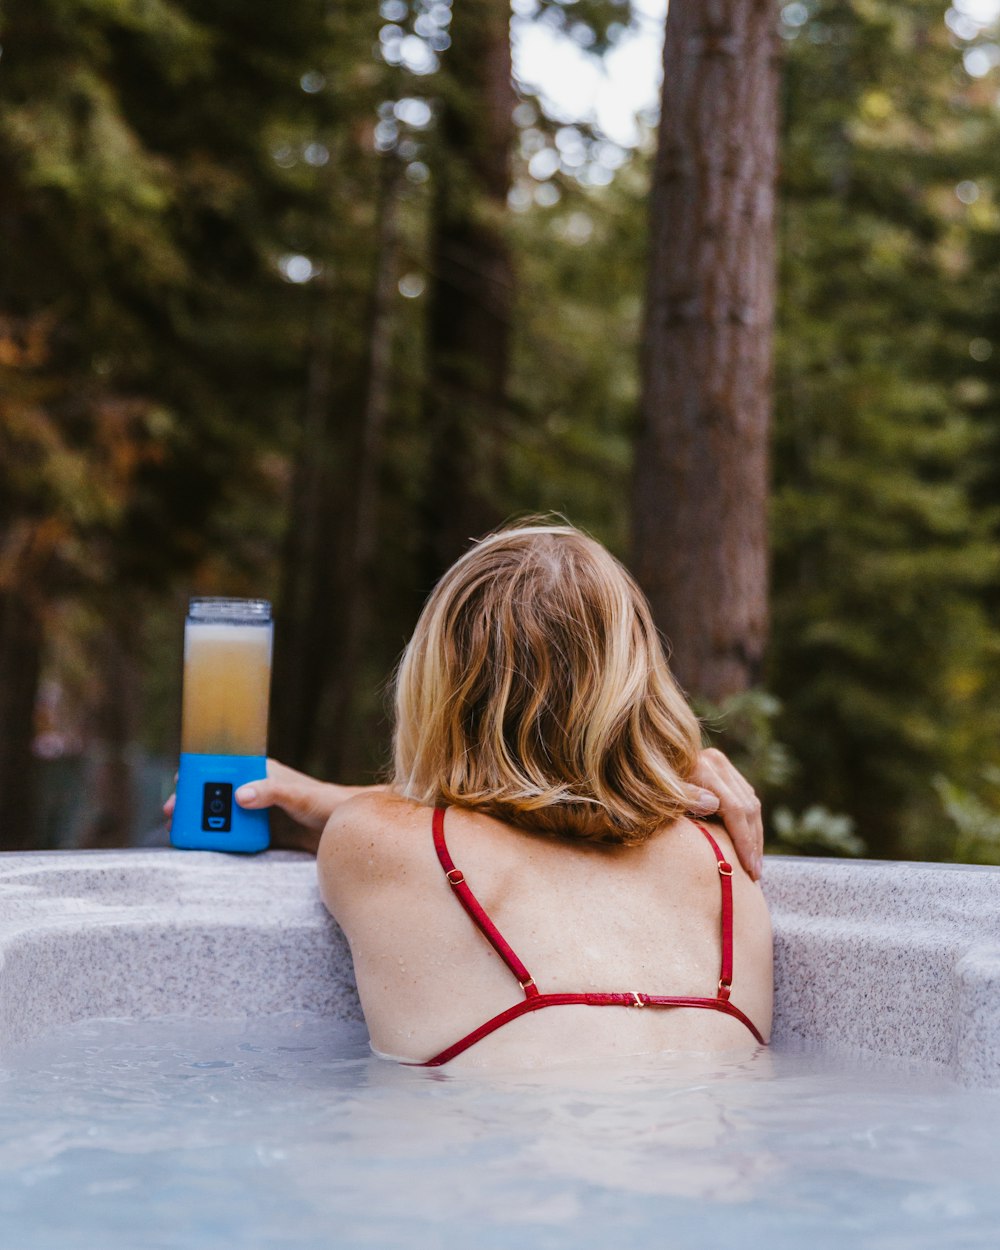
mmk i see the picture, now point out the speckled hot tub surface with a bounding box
[0,850,363,1053]
[4,849,1000,1250]
[766,857,1000,1084]
[1,849,999,1083]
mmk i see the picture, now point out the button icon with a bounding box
[201,782,233,833]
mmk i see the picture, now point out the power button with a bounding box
[201,782,233,832]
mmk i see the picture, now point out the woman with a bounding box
[186,522,773,1067]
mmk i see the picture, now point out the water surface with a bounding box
[1,1013,996,1249]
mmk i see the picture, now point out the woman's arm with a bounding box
[233,761,386,852]
[162,759,384,854]
[165,749,764,874]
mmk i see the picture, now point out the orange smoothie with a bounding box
[180,621,272,756]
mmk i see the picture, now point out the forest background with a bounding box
[4,0,1000,863]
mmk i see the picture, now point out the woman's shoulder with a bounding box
[319,790,430,867]
[684,818,772,943]
[662,818,771,922]
[316,791,434,923]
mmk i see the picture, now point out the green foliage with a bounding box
[770,807,866,859]
[7,0,1000,861]
[695,690,796,794]
[506,160,647,555]
[0,0,337,596]
[932,769,1000,864]
[0,0,385,773]
[770,0,1000,859]
[696,688,864,858]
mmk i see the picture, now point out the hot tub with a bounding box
[1,849,999,1249]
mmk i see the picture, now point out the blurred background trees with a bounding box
[771,0,1000,859]
[3,0,1000,862]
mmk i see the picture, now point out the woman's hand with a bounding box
[163,759,381,853]
[681,748,764,881]
[230,759,360,832]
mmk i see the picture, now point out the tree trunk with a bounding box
[78,611,137,849]
[270,296,344,771]
[272,155,403,778]
[419,0,515,586]
[632,0,780,702]
[0,590,41,850]
[318,152,403,780]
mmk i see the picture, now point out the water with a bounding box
[1,1013,998,1250]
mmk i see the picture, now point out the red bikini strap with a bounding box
[691,822,734,1002]
[416,991,766,1067]
[432,808,539,998]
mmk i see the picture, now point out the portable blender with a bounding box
[171,598,272,853]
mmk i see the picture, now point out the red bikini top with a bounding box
[416,806,766,1067]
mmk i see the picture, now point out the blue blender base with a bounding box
[172,753,270,853]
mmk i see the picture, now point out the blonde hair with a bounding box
[391,521,702,844]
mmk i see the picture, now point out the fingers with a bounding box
[235,778,333,832]
[690,748,764,881]
[680,783,721,815]
[164,769,329,836]
[235,779,283,811]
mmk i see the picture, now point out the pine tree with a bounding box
[0,0,350,844]
[770,0,1000,856]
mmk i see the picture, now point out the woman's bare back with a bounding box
[318,793,773,1068]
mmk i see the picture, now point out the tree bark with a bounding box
[272,155,402,778]
[318,152,403,780]
[632,0,780,702]
[419,0,515,586]
[270,296,343,771]
[0,589,41,850]
[77,609,137,849]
